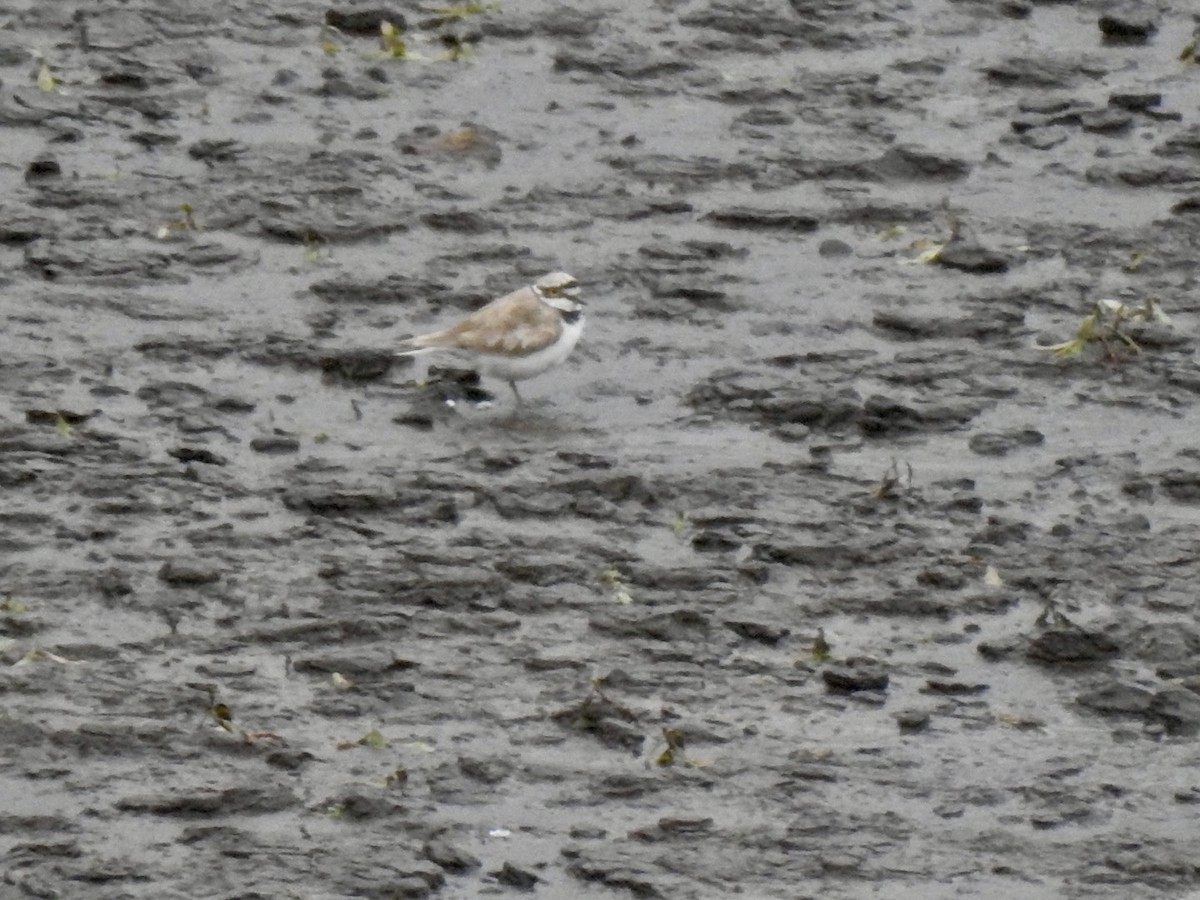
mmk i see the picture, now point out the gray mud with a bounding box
[3,1,1200,898]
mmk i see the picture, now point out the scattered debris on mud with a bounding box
[3,2,1200,897]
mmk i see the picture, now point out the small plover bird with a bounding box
[395,272,584,405]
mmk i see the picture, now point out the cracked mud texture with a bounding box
[2,1,1200,898]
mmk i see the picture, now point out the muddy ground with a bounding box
[2,1,1200,898]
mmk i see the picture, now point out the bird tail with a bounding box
[395,337,437,358]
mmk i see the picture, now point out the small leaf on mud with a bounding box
[811,627,831,661]
[597,565,622,587]
[0,596,29,613]
[36,60,56,92]
[997,712,1045,730]
[901,240,947,265]
[879,225,905,240]
[209,702,235,732]
[654,727,686,766]
[358,728,387,749]
[157,203,201,240]
[983,566,1004,587]
[440,34,476,62]
[1037,298,1168,362]
[380,20,407,57]
[872,459,910,498]
[404,740,436,753]
[330,671,352,689]
[598,565,634,603]
[14,648,78,667]
[1123,250,1147,272]
[670,510,689,538]
[314,431,330,444]
[54,412,74,437]
[1180,39,1196,62]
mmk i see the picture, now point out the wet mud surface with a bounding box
[3,1,1200,897]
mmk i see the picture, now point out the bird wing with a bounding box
[413,287,562,356]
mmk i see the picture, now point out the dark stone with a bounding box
[935,241,1010,274]
[567,858,663,899]
[644,279,738,313]
[1149,685,1200,735]
[1078,108,1133,134]
[1159,469,1200,503]
[818,238,854,257]
[424,837,480,874]
[249,435,300,455]
[420,210,498,233]
[554,47,694,80]
[1027,627,1120,663]
[869,145,971,181]
[986,57,1080,89]
[1098,10,1157,43]
[324,7,407,35]
[822,657,889,692]
[723,619,789,645]
[971,516,1032,546]
[25,408,96,426]
[873,307,1022,341]
[702,207,819,232]
[158,559,221,586]
[638,240,746,261]
[629,816,714,841]
[589,609,710,643]
[116,786,297,816]
[187,138,247,162]
[968,429,1045,456]
[334,792,403,820]
[0,215,46,244]
[1155,124,1200,158]
[264,749,316,771]
[319,349,395,382]
[97,568,133,598]
[1109,92,1161,112]
[916,566,968,590]
[458,756,512,785]
[551,691,645,754]
[692,530,741,553]
[492,861,539,890]
[736,107,794,127]
[1021,126,1070,150]
[1076,682,1154,716]
[129,130,181,150]
[1171,196,1200,215]
[25,154,61,181]
[557,450,615,469]
[895,708,931,732]
[923,680,988,696]
[292,650,417,677]
[168,446,229,466]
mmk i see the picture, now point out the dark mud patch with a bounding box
[3,2,1200,898]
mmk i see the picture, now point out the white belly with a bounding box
[478,316,584,382]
